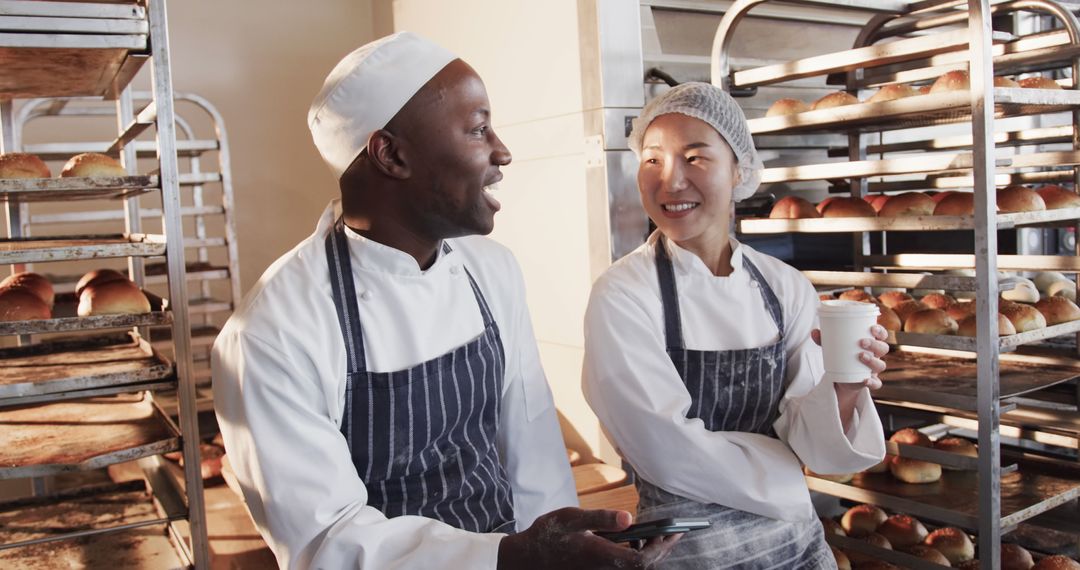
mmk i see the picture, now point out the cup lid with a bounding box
[820,299,880,316]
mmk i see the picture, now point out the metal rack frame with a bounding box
[0,1,209,567]
[713,1,1080,568]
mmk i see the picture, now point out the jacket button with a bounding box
[450,265,461,275]
[361,290,373,300]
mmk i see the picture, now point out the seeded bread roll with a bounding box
[931,70,970,93]
[0,272,54,308]
[1037,185,1080,209]
[60,152,127,178]
[907,545,952,566]
[879,192,936,217]
[821,197,877,218]
[920,292,956,310]
[890,428,932,447]
[946,301,978,322]
[838,289,874,303]
[934,437,978,470]
[999,300,1047,332]
[996,76,1022,88]
[1035,295,1080,325]
[877,305,902,332]
[934,191,975,216]
[841,504,888,537]
[769,195,821,219]
[0,287,51,321]
[894,300,931,325]
[867,83,918,103]
[0,152,51,178]
[924,526,975,564]
[845,532,893,565]
[77,280,151,317]
[890,456,943,484]
[905,308,959,335]
[766,98,811,117]
[999,185,1047,213]
[1032,555,1080,570]
[812,91,859,110]
[878,291,914,309]
[957,313,1017,337]
[75,268,128,297]
[1020,76,1063,89]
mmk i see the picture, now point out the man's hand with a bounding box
[498,508,682,570]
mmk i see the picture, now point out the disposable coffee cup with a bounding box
[818,300,879,384]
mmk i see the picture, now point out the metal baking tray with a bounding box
[0,291,170,336]
[828,125,1073,156]
[0,233,165,264]
[747,88,1080,136]
[864,253,1080,272]
[0,393,180,479]
[0,333,173,401]
[0,175,155,202]
[739,207,1080,234]
[876,350,1080,411]
[0,43,146,100]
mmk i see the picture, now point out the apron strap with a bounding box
[654,237,685,351]
[441,241,495,328]
[326,216,367,375]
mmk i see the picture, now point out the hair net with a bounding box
[628,82,763,202]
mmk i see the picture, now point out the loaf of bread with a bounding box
[924,527,975,565]
[877,290,914,309]
[1020,76,1063,89]
[999,185,1047,213]
[60,152,127,178]
[920,292,956,310]
[866,194,891,213]
[766,98,811,117]
[893,299,930,325]
[769,195,821,219]
[1037,185,1080,209]
[867,83,918,103]
[934,436,978,470]
[838,289,874,303]
[0,152,51,179]
[77,280,151,316]
[934,191,975,216]
[930,70,970,93]
[878,192,935,217]
[821,197,877,218]
[1032,555,1080,570]
[995,76,1022,88]
[890,456,942,484]
[0,272,54,308]
[877,305,902,332]
[890,427,932,447]
[904,308,958,334]
[1035,295,1080,325]
[1001,543,1035,570]
[957,313,1017,337]
[0,286,51,321]
[812,91,859,110]
[75,268,128,297]
[999,300,1047,332]
[841,504,888,537]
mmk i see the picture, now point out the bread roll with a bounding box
[812,91,859,110]
[878,291,914,309]
[866,194,892,213]
[1035,295,1080,325]
[60,152,127,178]
[931,70,970,93]
[769,196,821,219]
[766,98,811,117]
[0,152,51,178]
[877,305,902,332]
[906,545,952,566]
[924,526,975,564]
[996,76,1021,88]
[841,504,888,537]
[890,456,943,484]
[894,300,930,325]
[1037,185,1080,209]
[819,293,834,301]
[999,185,1047,213]
[919,84,933,95]
[816,196,838,214]
[1020,76,1063,89]
[839,289,875,303]
[77,280,151,316]
[1001,277,1040,303]
[1001,543,1035,570]
[867,83,918,103]
[946,301,977,321]
[0,272,54,308]
[905,308,958,335]
[1047,279,1078,302]
[1034,271,1070,293]
[934,191,975,216]
[864,456,892,474]
[957,313,1017,337]
[999,300,1047,332]
[1033,555,1080,570]
[821,197,877,218]
[920,292,956,310]
[821,517,846,537]
[932,191,955,204]
[890,427,932,447]
[934,437,978,470]
[830,545,851,570]
[845,532,894,565]
[0,287,51,321]
[75,268,128,297]
[879,192,936,217]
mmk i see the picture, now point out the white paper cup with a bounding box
[819,300,879,384]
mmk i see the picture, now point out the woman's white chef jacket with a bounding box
[582,234,886,523]
[212,202,577,569]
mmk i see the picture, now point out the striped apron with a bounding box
[634,238,834,569]
[325,218,516,533]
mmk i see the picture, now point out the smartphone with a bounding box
[596,517,711,543]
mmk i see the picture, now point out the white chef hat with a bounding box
[628,82,763,202]
[308,31,457,179]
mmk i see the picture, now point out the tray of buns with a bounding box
[0,393,180,479]
[0,333,173,402]
[0,290,170,336]
[0,233,166,265]
[0,175,156,202]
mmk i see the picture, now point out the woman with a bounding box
[582,83,889,569]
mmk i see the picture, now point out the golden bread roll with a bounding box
[999,185,1047,213]
[819,293,834,301]
[769,195,821,219]
[1020,76,1063,89]
[0,271,54,308]
[830,545,851,570]
[925,526,975,564]
[0,152,51,178]
[817,196,839,214]
[60,152,127,178]
[920,292,956,310]
[812,91,859,110]
[821,197,877,218]
[934,192,975,216]
[75,268,128,297]
[766,98,810,117]
[934,437,978,470]
[841,504,888,537]
[1033,555,1080,570]
[906,307,961,335]
[932,191,955,203]
[946,301,977,321]
[804,465,853,483]
[1002,543,1035,570]
[878,291,914,309]
[878,192,935,217]
[821,517,846,537]
[867,83,918,103]
[906,545,952,566]
[877,305,902,332]
[957,313,1016,337]
[0,287,51,321]
[845,532,893,565]
[1046,279,1077,302]
[866,194,891,213]
[895,300,931,325]
[999,301,1047,332]
[890,456,942,484]
[931,70,969,93]
[839,289,874,303]
[996,76,1021,88]
[890,427,932,447]
[1037,184,1080,209]
[1035,295,1080,325]
[77,280,151,317]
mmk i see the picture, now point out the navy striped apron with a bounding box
[325,218,516,533]
[634,238,834,569]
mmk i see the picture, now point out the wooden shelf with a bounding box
[0,292,170,336]
[0,176,156,202]
[0,234,165,265]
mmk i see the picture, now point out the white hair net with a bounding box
[628,82,763,202]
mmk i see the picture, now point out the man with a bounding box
[213,32,678,569]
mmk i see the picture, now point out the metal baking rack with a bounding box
[714,1,1080,568]
[0,1,209,567]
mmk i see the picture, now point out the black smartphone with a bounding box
[596,517,711,543]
